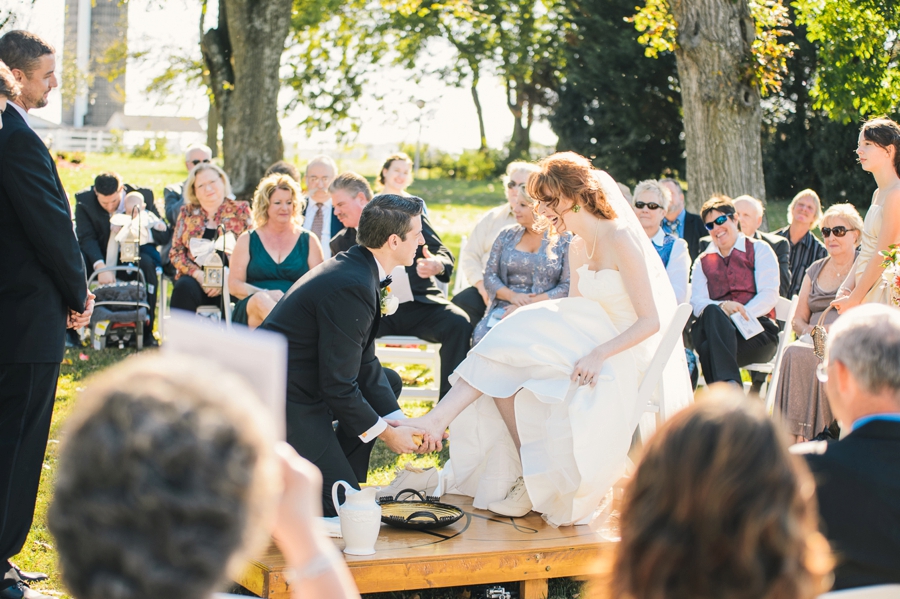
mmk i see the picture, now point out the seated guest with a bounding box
[661,178,707,262]
[632,179,690,303]
[690,196,780,385]
[452,161,537,325]
[613,387,832,599]
[775,189,828,299]
[162,144,213,275]
[377,198,472,398]
[265,159,301,182]
[169,163,252,315]
[473,188,570,345]
[700,195,792,297]
[329,172,372,255]
[49,354,360,599]
[302,155,342,260]
[75,172,169,346]
[228,174,324,328]
[774,204,863,443]
[797,304,900,590]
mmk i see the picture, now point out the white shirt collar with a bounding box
[8,102,30,128]
[372,255,388,283]
[704,232,747,258]
[307,197,332,209]
[651,227,666,245]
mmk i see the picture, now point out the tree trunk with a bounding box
[201,0,291,199]
[670,0,766,212]
[470,66,488,152]
[507,78,531,160]
[206,96,219,157]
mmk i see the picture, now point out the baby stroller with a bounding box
[88,265,151,350]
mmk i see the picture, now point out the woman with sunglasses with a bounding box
[632,180,691,303]
[833,117,900,312]
[773,203,863,443]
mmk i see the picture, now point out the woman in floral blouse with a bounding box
[169,163,253,314]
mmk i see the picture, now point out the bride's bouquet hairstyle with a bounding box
[357,193,424,249]
[527,152,617,231]
[611,388,833,599]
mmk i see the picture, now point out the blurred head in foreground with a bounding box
[49,354,279,599]
[613,386,833,599]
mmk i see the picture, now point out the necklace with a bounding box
[584,218,602,260]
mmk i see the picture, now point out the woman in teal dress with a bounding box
[228,174,324,327]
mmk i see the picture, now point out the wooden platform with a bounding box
[239,494,618,598]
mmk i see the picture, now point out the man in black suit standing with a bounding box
[261,195,429,516]
[0,31,93,599]
[75,172,170,346]
[661,178,707,262]
[796,304,900,590]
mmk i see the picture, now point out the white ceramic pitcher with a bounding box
[332,481,381,555]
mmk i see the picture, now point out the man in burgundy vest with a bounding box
[689,196,780,385]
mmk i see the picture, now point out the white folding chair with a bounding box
[375,336,442,403]
[637,303,693,443]
[734,295,798,410]
[818,585,900,599]
[451,234,469,296]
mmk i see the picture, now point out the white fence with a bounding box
[38,128,117,152]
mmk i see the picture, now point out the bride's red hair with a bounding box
[527,152,617,222]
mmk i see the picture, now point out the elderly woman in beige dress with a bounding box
[773,204,863,442]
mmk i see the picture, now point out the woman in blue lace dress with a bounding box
[472,189,571,344]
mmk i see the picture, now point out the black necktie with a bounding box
[380,275,392,289]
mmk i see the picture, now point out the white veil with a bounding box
[593,170,694,436]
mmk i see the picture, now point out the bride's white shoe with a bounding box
[487,476,533,518]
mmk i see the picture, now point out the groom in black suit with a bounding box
[261,195,430,516]
[0,31,92,599]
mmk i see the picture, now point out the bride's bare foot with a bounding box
[387,413,447,453]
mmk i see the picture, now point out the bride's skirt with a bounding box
[448,297,653,527]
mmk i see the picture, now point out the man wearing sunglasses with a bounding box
[689,196,780,385]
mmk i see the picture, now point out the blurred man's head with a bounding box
[305,155,338,204]
[825,304,900,426]
[0,30,56,111]
[265,160,301,182]
[94,172,123,214]
[184,144,212,175]
[330,172,373,229]
[733,195,765,237]
[661,178,685,220]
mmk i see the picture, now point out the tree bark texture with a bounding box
[201,0,291,199]
[508,78,532,160]
[671,0,766,211]
[469,66,488,152]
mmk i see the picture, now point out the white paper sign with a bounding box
[163,312,287,439]
[730,311,764,340]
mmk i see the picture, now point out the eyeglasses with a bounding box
[507,181,526,189]
[816,361,829,383]
[822,226,854,238]
[634,201,662,210]
[704,214,733,230]
[189,158,211,166]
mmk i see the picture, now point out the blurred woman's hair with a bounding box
[185,162,233,206]
[49,354,279,599]
[0,60,20,99]
[378,152,413,186]
[612,387,833,599]
[820,203,864,247]
[252,173,304,227]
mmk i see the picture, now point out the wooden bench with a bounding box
[239,494,617,598]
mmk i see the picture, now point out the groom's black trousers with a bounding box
[286,367,403,517]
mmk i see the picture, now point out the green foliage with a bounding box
[793,0,900,122]
[633,0,795,97]
[130,137,169,160]
[550,0,684,186]
[761,6,876,206]
[405,143,502,180]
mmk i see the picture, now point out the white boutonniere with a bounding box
[380,285,399,316]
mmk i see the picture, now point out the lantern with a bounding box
[119,205,141,264]
[203,251,224,289]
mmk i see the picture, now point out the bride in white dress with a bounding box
[405,152,693,527]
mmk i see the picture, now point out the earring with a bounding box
[572,205,581,213]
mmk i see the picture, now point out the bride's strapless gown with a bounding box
[448,265,656,527]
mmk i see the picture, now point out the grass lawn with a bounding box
[23,153,801,598]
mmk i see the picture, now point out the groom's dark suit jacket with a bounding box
[261,245,398,461]
[803,420,900,590]
[0,106,87,363]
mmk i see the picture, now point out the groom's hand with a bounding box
[379,424,427,454]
